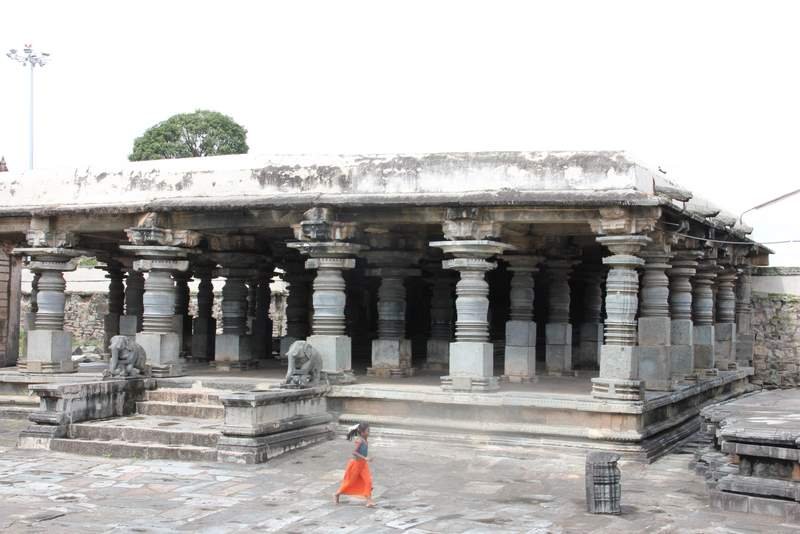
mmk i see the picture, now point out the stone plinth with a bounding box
[217,386,333,464]
[213,334,255,371]
[192,316,217,361]
[638,317,672,391]
[577,322,604,370]
[503,320,537,383]
[692,260,717,375]
[441,341,498,392]
[26,330,73,373]
[367,339,413,378]
[136,331,182,377]
[18,378,156,450]
[308,334,354,384]
[670,319,694,381]
[546,322,573,376]
[425,339,450,371]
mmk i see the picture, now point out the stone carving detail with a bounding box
[692,261,717,326]
[284,340,323,387]
[442,208,502,241]
[220,272,252,335]
[668,251,702,320]
[292,207,359,242]
[716,268,738,324]
[141,270,177,334]
[506,255,543,321]
[639,249,672,318]
[444,258,496,342]
[307,257,354,336]
[107,335,147,378]
[596,235,651,346]
[125,213,201,247]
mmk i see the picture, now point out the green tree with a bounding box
[129,110,249,161]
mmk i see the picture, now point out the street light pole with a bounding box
[6,44,49,170]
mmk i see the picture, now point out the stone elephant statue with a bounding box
[284,340,323,387]
[107,335,148,378]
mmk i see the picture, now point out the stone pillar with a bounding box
[279,258,311,359]
[102,263,125,355]
[252,269,273,360]
[425,270,455,371]
[637,248,674,391]
[17,248,83,373]
[735,265,754,366]
[502,255,543,382]
[715,267,738,370]
[23,271,41,346]
[173,271,192,357]
[430,239,515,392]
[576,267,604,370]
[692,259,718,376]
[120,270,144,335]
[246,281,258,334]
[128,248,190,378]
[545,259,578,376]
[667,251,702,382]
[191,266,216,362]
[214,266,258,370]
[365,251,420,378]
[591,235,651,401]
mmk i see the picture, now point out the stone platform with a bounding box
[693,389,800,522]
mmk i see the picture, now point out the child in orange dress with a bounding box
[334,422,375,507]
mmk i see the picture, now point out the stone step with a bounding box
[50,438,218,462]
[145,388,224,405]
[0,395,39,419]
[70,416,220,448]
[136,401,224,419]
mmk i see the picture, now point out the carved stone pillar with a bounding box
[251,267,274,360]
[715,267,738,370]
[591,235,651,401]
[545,259,578,376]
[735,264,754,366]
[364,250,419,378]
[123,246,192,377]
[424,268,455,371]
[502,255,543,383]
[430,239,515,392]
[191,265,216,362]
[667,250,702,382]
[692,258,718,376]
[288,208,364,382]
[120,270,144,335]
[637,247,674,391]
[16,248,83,373]
[102,262,126,355]
[279,256,311,359]
[214,264,258,370]
[23,271,41,342]
[173,271,192,357]
[576,267,604,370]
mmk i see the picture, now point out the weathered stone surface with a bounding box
[751,292,800,388]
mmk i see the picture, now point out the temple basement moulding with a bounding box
[0,151,772,461]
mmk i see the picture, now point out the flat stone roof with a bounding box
[0,150,675,214]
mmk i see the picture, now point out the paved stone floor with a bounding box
[0,418,796,533]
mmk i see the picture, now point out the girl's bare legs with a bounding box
[333,492,340,504]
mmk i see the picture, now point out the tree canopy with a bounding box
[129,110,249,161]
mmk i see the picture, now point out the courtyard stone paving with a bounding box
[0,418,796,533]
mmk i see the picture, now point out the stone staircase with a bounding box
[50,387,227,462]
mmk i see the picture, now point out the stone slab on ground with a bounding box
[0,417,794,533]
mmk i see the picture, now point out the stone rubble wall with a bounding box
[752,291,800,388]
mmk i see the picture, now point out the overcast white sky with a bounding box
[1,1,797,265]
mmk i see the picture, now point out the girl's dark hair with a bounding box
[346,422,369,441]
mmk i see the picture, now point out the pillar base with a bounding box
[735,333,754,366]
[214,334,254,370]
[714,323,737,370]
[591,377,645,401]
[576,322,603,370]
[442,341,497,392]
[24,330,75,374]
[119,315,140,336]
[500,374,538,384]
[322,370,356,385]
[693,325,715,370]
[307,334,352,376]
[136,332,182,377]
[369,338,413,377]
[670,319,694,381]
[424,339,450,370]
[638,345,674,392]
[545,323,572,375]
[190,317,216,362]
[504,346,536,382]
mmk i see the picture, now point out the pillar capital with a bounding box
[430,239,516,260]
[596,234,651,259]
[292,207,360,242]
[125,212,202,248]
[503,254,545,273]
[14,247,85,272]
[441,207,502,241]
